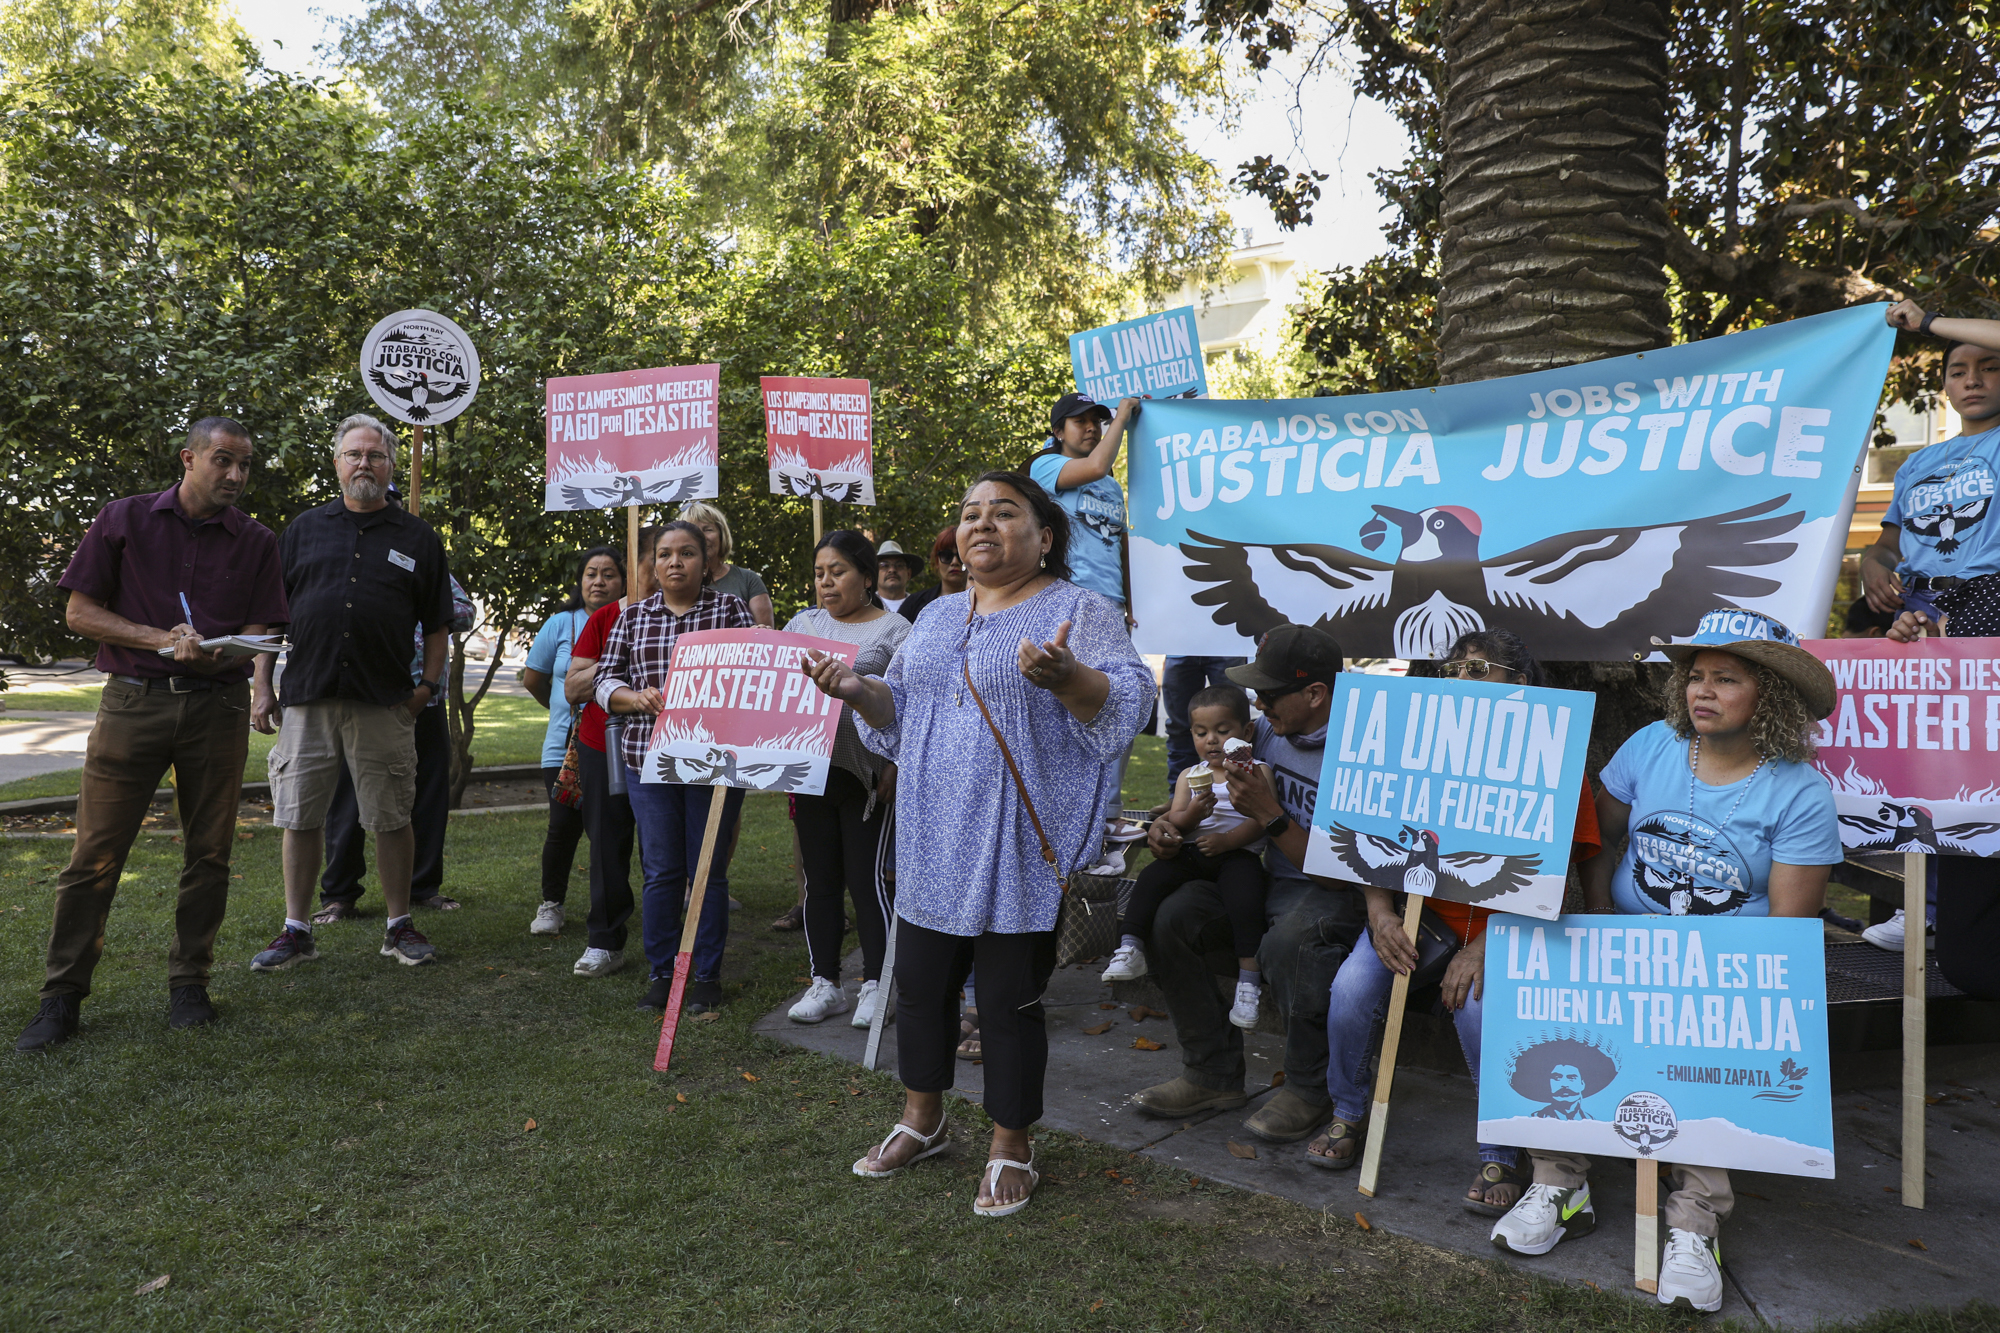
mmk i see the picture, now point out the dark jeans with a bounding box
[1149,877,1365,1098]
[797,767,894,984]
[578,742,636,951]
[894,917,1058,1130]
[539,764,585,903]
[320,701,450,904]
[626,773,744,981]
[1121,844,1268,958]
[1161,656,1246,789]
[43,679,251,998]
[1938,854,2000,1000]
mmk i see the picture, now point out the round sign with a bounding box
[358,309,480,426]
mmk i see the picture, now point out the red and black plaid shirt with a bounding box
[593,586,754,773]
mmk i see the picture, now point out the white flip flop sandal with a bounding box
[851,1117,951,1179]
[972,1154,1040,1218]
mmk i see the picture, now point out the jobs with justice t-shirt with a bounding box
[1600,720,1840,917]
[1883,424,2000,579]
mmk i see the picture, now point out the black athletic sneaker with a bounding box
[15,995,80,1053]
[252,927,318,972]
[686,978,723,1015]
[639,975,672,1010]
[381,921,438,967]
[167,986,218,1029]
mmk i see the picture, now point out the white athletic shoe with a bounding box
[1658,1227,1724,1312]
[851,978,892,1029]
[530,901,565,936]
[1082,856,1126,878]
[1490,1183,1596,1256]
[1862,909,1934,951]
[1100,943,1148,982]
[1228,980,1262,1030]
[789,977,849,1024]
[573,947,625,977]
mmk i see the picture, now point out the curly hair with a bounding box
[1662,654,1818,763]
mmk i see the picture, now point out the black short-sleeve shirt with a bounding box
[277,500,453,707]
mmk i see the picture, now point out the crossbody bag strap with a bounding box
[961,655,1067,895]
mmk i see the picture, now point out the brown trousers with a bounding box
[42,678,251,998]
[1530,1150,1734,1237]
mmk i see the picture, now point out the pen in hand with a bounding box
[179,592,195,635]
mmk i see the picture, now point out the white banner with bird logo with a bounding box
[1803,635,2000,856]
[1305,674,1595,920]
[761,375,874,505]
[1127,306,1896,661]
[543,364,721,512]
[641,628,856,795]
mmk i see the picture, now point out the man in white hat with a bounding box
[874,540,912,616]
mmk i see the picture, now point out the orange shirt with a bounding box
[1427,784,1602,944]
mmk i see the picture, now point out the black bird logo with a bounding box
[656,745,813,792]
[1627,815,1751,915]
[1837,801,2000,856]
[559,471,705,510]
[367,367,471,422]
[1900,467,1992,556]
[1179,495,1801,660]
[1325,823,1540,905]
[776,471,869,504]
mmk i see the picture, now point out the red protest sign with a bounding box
[1804,637,2000,856]
[762,375,874,505]
[640,628,857,795]
[544,364,720,512]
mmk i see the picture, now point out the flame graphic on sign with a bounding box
[549,445,713,483]
[770,443,870,475]
[1819,757,1893,797]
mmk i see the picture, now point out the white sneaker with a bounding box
[530,901,565,936]
[573,947,624,977]
[1862,909,1934,951]
[788,977,849,1023]
[851,978,893,1029]
[1658,1227,1724,1312]
[1490,1182,1595,1256]
[1082,856,1126,878]
[1229,979,1262,1029]
[1101,942,1148,982]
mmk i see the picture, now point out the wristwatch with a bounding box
[1264,812,1293,840]
[416,678,442,697]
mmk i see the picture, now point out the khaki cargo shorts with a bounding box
[268,698,419,833]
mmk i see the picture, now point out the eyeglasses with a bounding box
[338,450,392,467]
[1254,683,1307,707]
[1441,658,1518,681]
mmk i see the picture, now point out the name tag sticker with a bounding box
[387,549,416,572]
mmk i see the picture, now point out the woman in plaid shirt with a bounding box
[593,520,755,1012]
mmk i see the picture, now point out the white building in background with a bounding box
[1149,231,1307,361]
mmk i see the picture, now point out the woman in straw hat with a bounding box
[1488,608,1841,1315]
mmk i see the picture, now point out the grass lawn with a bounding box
[1,684,107,711]
[0,742,1975,1329]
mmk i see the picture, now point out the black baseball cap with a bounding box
[1226,625,1345,691]
[1049,392,1113,436]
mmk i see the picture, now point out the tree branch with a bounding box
[1341,0,1440,84]
[1665,225,1902,316]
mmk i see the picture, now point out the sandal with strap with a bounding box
[1304,1116,1367,1170]
[972,1154,1040,1218]
[956,1013,982,1061]
[851,1116,952,1179]
[1464,1158,1528,1216]
[310,901,360,925]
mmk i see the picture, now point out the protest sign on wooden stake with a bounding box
[763,376,873,505]
[1903,849,1927,1209]
[545,363,720,513]
[1356,891,1426,1198]
[1635,1159,1660,1293]
[654,785,731,1075]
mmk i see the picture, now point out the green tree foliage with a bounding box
[0,0,242,81]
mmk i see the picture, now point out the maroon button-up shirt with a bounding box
[58,486,289,681]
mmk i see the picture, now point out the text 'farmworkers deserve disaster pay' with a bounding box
[641,628,856,797]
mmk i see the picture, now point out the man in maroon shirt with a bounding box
[16,417,289,1052]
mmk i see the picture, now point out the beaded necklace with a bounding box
[1676,735,1763,904]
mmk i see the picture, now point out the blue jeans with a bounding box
[1161,656,1247,790]
[625,774,744,981]
[1325,911,1517,1166]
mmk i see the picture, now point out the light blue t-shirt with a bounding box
[1600,721,1840,917]
[1029,450,1127,606]
[526,608,592,768]
[1883,425,2000,579]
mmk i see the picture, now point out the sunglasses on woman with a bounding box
[1440,658,1518,681]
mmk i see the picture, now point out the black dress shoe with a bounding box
[685,979,723,1015]
[15,994,80,1053]
[638,976,673,1010]
[168,986,218,1029]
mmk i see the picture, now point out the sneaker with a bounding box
[851,978,892,1029]
[380,921,438,967]
[789,977,849,1024]
[1081,856,1126,878]
[1100,942,1148,982]
[167,985,218,1029]
[14,995,80,1053]
[573,947,625,977]
[1658,1227,1724,1312]
[251,927,318,972]
[1228,979,1262,1030]
[1490,1182,1595,1256]
[1862,909,1934,951]
[530,901,565,936]
[686,978,723,1014]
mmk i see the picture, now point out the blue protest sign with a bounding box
[1478,913,1833,1178]
[1125,305,1896,660]
[1303,674,1595,920]
[1069,307,1208,402]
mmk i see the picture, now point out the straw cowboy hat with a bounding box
[1651,607,1837,720]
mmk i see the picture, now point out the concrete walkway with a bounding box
[760,951,2000,1326]
[0,712,98,783]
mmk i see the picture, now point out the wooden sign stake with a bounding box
[812,496,824,544]
[1635,1158,1660,1292]
[1356,892,1427,1198]
[863,915,898,1072]
[653,781,731,1073]
[627,504,641,605]
[1902,848,1927,1209]
[407,423,425,516]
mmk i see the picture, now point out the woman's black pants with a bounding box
[795,767,894,984]
[894,918,1056,1130]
